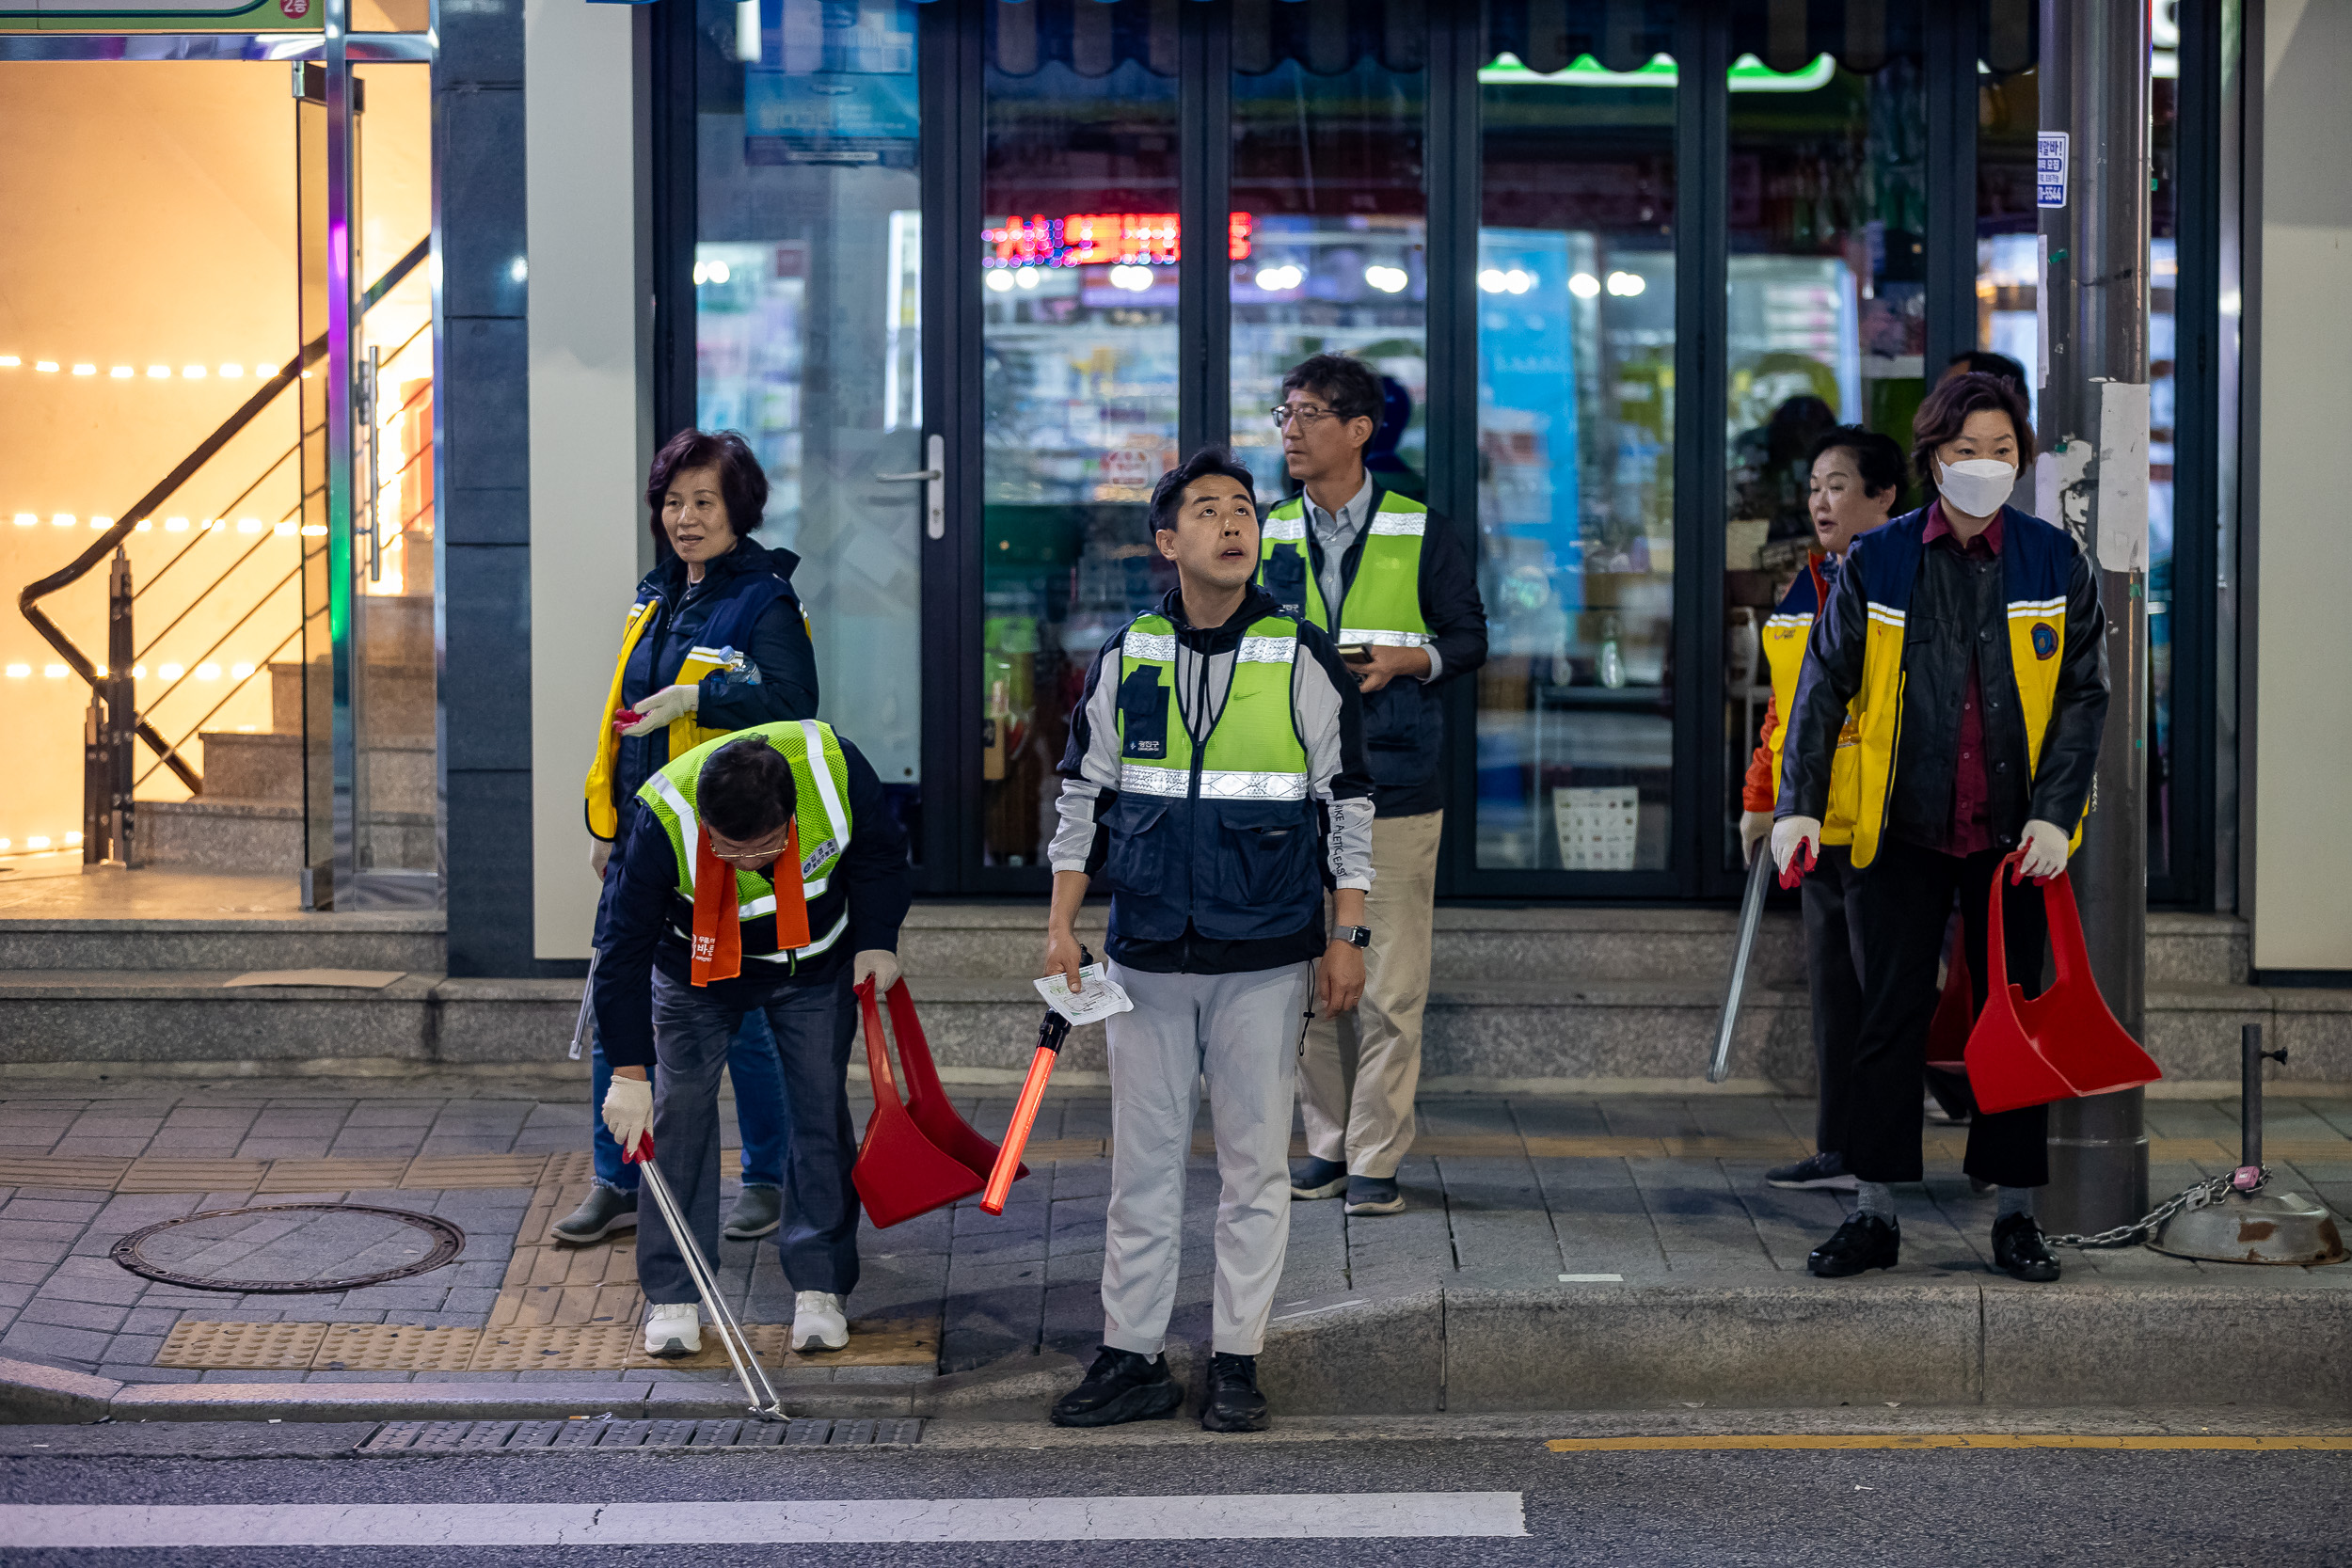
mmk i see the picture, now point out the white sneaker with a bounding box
[790,1291,849,1352]
[644,1302,701,1358]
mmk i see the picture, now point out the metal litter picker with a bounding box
[1708,849,1778,1083]
[624,1133,787,1421]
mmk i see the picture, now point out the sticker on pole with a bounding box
[1034,963,1134,1027]
[2036,132,2069,209]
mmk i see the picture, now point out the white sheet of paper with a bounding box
[1034,963,1134,1027]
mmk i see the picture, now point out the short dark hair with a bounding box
[1912,372,2036,489]
[1806,425,1910,512]
[1148,448,1257,539]
[1943,349,2029,394]
[1280,352,1383,426]
[698,737,795,843]
[645,428,768,558]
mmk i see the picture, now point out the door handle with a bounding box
[875,434,947,540]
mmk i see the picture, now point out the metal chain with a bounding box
[2042,1166,2266,1249]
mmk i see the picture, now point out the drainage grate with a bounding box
[361,1417,922,1453]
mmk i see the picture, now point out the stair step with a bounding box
[196,731,300,801]
[135,798,437,875]
[4,972,2344,1086]
[270,661,436,737]
[0,913,443,972]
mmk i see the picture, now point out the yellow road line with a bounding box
[1547,1434,2352,1452]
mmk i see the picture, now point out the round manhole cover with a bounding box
[111,1203,467,1293]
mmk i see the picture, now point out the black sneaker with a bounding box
[1049,1346,1183,1428]
[550,1184,637,1244]
[1200,1352,1270,1433]
[1766,1150,1857,1191]
[1991,1212,2061,1282]
[1343,1175,1405,1215]
[1290,1156,1347,1200]
[1807,1212,1900,1277]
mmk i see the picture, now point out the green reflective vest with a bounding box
[1114,612,1310,799]
[1257,488,1432,648]
[636,719,855,962]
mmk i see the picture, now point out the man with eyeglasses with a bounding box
[594,721,911,1362]
[1260,353,1488,1218]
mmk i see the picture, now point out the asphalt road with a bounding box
[2,1421,2345,1566]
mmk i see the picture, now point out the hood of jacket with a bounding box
[1158,582,1285,644]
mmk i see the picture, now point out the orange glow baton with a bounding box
[979,950,1087,1215]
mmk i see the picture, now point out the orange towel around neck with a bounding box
[691,823,809,987]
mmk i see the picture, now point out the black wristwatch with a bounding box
[1333,925,1372,949]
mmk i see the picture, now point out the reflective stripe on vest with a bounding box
[636,719,854,958]
[1114,612,1309,802]
[1758,558,1859,847]
[1257,492,1432,648]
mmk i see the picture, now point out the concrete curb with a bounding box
[7,1278,2347,1425]
[0,1357,121,1425]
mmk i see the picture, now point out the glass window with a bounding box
[1475,5,1676,874]
[1722,5,1926,866]
[1231,0,1428,499]
[696,0,928,849]
[980,0,1182,869]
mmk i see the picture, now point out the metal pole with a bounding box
[2039,0,2153,1235]
[2240,1022,2262,1171]
[325,0,360,911]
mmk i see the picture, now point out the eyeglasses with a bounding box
[1268,404,1343,430]
[707,833,789,865]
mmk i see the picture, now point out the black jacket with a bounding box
[609,537,821,822]
[1781,506,2108,855]
[591,733,912,1069]
[1292,486,1487,818]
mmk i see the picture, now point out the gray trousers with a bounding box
[1101,960,1314,1357]
[640,967,861,1307]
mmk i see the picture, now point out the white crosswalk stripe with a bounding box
[0,1492,1527,1546]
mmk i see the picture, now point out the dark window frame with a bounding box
[644,0,2222,908]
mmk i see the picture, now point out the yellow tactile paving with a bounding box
[258,1158,413,1193]
[315,1323,485,1371]
[0,1156,133,1190]
[157,1320,328,1370]
[401,1155,549,1190]
[115,1158,269,1194]
[157,1315,940,1372]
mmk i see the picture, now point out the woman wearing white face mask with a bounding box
[1770,372,2110,1286]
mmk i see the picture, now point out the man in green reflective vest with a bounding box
[593,720,912,1363]
[1259,353,1488,1218]
[1041,447,1375,1433]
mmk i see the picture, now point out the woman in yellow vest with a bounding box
[555,429,820,1252]
[1738,427,1905,1194]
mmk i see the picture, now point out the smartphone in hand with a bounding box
[1338,643,1373,665]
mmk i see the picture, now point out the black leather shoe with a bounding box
[1807,1212,1900,1277]
[1992,1212,2061,1282]
[1050,1346,1183,1428]
[1200,1352,1270,1433]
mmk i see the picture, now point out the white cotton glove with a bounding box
[619,682,699,736]
[2014,818,2072,882]
[1771,815,1822,879]
[601,1072,653,1160]
[1740,810,1774,867]
[853,949,901,994]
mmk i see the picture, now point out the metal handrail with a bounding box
[14,235,431,793]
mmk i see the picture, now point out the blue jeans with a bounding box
[638,968,861,1304]
[591,1012,787,1193]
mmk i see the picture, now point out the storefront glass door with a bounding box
[977,0,1182,870]
[693,0,929,854]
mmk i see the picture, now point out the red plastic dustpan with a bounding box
[1924,925,1974,1072]
[850,978,1025,1228]
[1962,855,2162,1114]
